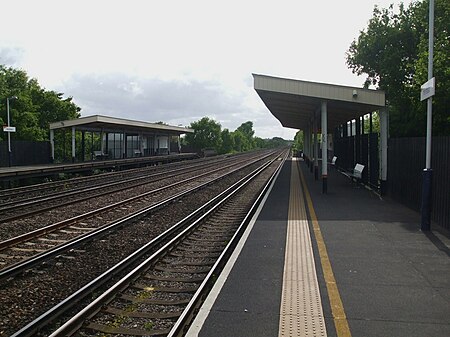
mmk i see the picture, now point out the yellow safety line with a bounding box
[298,163,352,337]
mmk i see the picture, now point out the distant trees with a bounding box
[292,130,303,153]
[0,65,81,141]
[346,0,449,137]
[185,117,291,154]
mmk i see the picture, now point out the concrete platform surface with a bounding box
[187,158,450,337]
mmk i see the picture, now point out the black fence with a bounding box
[0,141,51,167]
[334,133,379,188]
[388,137,450,231]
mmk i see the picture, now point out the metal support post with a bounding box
[71,127,76,163]
[379,107,388,195]
[421,0,434,231]
[321,101,328,193]
[314,114,318,180]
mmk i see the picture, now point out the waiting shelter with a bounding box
[49,115,193,163]
[253,74,387,193]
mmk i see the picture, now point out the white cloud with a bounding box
[0,0,413,140]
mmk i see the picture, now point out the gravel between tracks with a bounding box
[0,159,266,336]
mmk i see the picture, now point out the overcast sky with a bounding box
[0,0,413,139]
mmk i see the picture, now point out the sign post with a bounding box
[420,0,434,231]
[6,96,18,167]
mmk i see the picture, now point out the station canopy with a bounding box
[253,74,385,130]
[49,115,193,135]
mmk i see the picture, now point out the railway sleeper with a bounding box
[85,322,170,336]
[169,251,220,258]
[154,265,211,274]
[104,306,182,319]
[144,273,205,283]
[120,294,191,305]
[132,283,198,293]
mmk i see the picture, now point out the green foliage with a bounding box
[0,65,81,141]
[219,128,234,154]
[292,130,303,152]
[346,0,449,137]
[184,117,222,151]
[363,112,380,134]
[184,117,291,154]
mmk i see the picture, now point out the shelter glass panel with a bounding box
[107,133,123,159]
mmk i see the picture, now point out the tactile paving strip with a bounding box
[278,159,327,337]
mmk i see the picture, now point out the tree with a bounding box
[346,0,449,137]
[184,117,222,151]
[0,65,81,141]
[236,121,255,149]
[220,128,234,154]
[292,130,304,152]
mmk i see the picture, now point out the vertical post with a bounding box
[105,133,109,157]
[305,124,310,169]
[302,128,306,160]
[91,131,94,161]
[379,107,388,195]
[421,0,434,231]
[355,117,361,164]
[321,101,328,193]
[6,98,12,167]
[314,113,318,180]
[81,131,85,161]
[123,131,126,158]
[50,129,55,163]
[304,125,309,166]
[71,127,76,163]
[309,124,312,167]
[100,130,104,158]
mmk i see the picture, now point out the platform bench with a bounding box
[330,156,337,167]
[348,163,365,183]
[93,151,108,160]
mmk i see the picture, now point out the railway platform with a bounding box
[187,158,450,337]
[0,153,197,183]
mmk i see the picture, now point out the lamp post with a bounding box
[6,96,18,167]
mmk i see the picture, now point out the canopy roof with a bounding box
[50,115,193,135]
[253,74,385,130]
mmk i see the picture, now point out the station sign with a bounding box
[420,77,435,101]
[3,126,16,132]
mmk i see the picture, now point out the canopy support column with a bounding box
[314,114,318,180]
[71,127,76,163]
[309,122,313,173]
[380,107,389,195]
[50,129,55,163]
[321,101,328,194]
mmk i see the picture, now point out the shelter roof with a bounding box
[49,115,193,134]
[253,74,385,130]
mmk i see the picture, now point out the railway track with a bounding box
[0,154,259,222]
[0,155,220,204]
[10,149,287,337]
[0,151,276,278]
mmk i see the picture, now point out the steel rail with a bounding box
[0,151,276,280]
[0,153,257,214]
[9,150,285,337]
[0,151,269,223]
[0,154,236,208]
[0,154,219,199]
[47,151,286,337]
[168,150,288,337]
